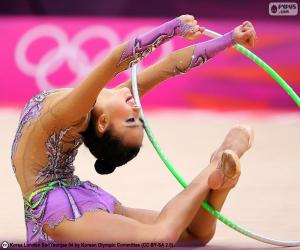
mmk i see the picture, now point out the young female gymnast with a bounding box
[11,15,256,244]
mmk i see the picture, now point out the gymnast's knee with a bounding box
[42,219,73,243]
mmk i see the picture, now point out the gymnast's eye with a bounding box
[139,118,144,125]
[126,117,135,123]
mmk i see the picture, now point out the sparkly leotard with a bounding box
[12,89,118,243]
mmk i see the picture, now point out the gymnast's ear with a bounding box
[96,114,109,134]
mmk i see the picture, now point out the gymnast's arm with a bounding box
[46,15,198,125]
[116,21,256,97]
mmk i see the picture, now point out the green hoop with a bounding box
[130,29,299,246]
[203,29,300,108]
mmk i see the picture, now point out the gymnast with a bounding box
[11,15,256,244]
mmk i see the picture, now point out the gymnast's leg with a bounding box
[106,126,253,245]
[187,125,254,244]
[43,148,241,244]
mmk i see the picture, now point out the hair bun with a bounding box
[94,159,117,175]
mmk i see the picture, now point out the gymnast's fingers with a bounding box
[242,21,253,28]
[184,24,203,41]
[243,29,255,47]
[249,33,256,47]
[199,26,205,33]
[184,31,201,41]
[252,28,257,41]
[192,30,202,40]
[248,29,256,47]
[193,25,206,34]
[179,14,195,26]
[193,25,200,33]
[242,21,254,34]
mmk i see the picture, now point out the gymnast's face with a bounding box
[93,87,144,147]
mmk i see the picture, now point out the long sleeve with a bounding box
[118,31,235,97]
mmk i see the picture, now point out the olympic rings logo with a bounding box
[15,24,174,90]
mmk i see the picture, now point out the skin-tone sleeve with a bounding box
[47,17,194,126]
[116,31,235,97]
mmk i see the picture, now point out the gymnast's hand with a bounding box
[179,15,205,41]
[233,21,256,47]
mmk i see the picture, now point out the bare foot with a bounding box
[208,150,241,190]
[210,124,254,163]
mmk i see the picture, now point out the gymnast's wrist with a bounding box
[224,31,237,47]
[151,17,193,39]
[172,17,194,37]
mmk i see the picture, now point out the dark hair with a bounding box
[81,113,141,175]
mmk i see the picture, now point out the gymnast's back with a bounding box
[11,88,89,199]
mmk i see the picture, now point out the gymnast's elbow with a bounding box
[163,53,189,77]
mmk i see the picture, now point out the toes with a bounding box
[231,124,255,148]
[209,124,255,164]
[227,124,255,156]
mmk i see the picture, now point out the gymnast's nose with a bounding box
[132,105,141,114]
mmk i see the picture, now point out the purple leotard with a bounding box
[12,91,118,243]
[24,177,117,243]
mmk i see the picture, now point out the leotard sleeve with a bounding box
[117,31,235,97]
